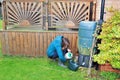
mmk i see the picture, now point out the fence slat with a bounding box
[27,32,32,56]
[1,32,6,54]
[23,32,27,56]
[20,32,24,55]
[40,32,44,56]
[16,32,20,55]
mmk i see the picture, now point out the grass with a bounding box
[0,20,2,29]
[0,54,119,80]
[0,56,92,80]
[100,71,120,80]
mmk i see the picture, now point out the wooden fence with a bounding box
[0,31,78,57]
[0,0,96,57]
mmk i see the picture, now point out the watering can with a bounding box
[65,52,73,59]
[65,51,79,71]
[68,59,79,71]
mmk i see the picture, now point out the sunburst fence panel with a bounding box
[4,0,44,27]
[48,0,92,28]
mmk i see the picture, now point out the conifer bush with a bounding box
[94,10,120,69]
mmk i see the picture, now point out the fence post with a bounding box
[2,1,7,30]
[45,0,48,30]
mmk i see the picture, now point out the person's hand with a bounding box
[67,49,71,52]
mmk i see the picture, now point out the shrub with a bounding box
[93,10,120,69]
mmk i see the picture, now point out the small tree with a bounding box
[93,10,120,69]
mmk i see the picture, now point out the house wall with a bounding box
[96,0,120,21]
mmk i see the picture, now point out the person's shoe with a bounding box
[58,60,67,68]
[58,62,67,68]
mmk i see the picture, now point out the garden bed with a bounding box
[99,63,120,73]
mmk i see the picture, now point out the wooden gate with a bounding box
[48,0,96,29]
[2,0,44,29]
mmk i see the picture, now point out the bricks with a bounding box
[99,63,120,73]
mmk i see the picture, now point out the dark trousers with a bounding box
[49,48,68,59]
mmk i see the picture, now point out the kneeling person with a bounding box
[46,35,70,67]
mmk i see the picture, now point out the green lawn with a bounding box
[0,20,2,29]
[0,56,91,80]
[0,53,96,80]
[0,54,119,80]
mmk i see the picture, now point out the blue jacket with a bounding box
[47,35,66,62]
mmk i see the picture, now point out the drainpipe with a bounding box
[95,0,105,70]
[98,0,105,26]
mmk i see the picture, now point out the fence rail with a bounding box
[0,31,78,57]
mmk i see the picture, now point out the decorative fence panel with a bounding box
[2,0,96,30]
[0,31,78,57]
[48,0,95,29]
[3,0,44,28]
